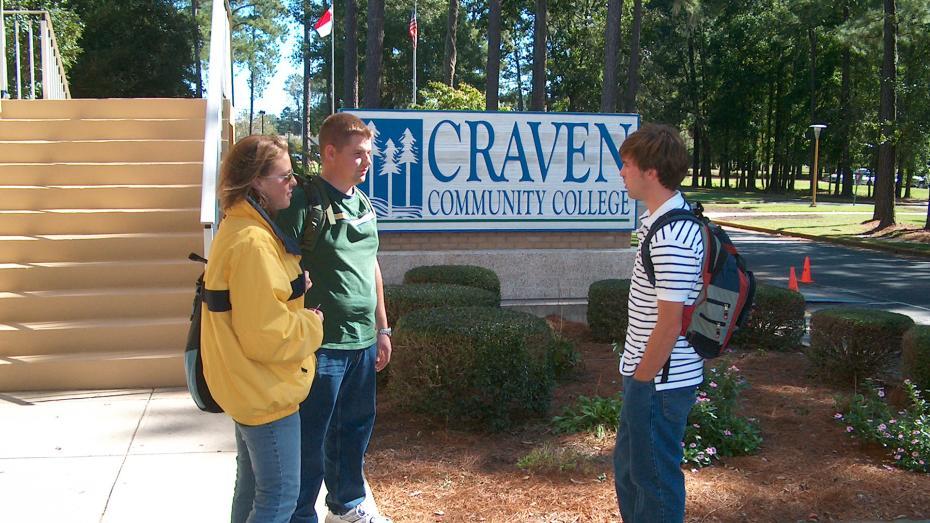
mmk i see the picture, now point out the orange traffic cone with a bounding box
[788,267,799,292]
[800,256,814,283]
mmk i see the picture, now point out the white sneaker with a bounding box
[324,504,393,523]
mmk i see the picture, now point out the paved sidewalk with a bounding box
[0,387,369,523]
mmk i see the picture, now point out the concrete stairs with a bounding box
[0,99,209,391]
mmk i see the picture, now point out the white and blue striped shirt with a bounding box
[621,191,705,391]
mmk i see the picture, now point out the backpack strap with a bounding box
[300,176,336,253]
[641,209,708,286]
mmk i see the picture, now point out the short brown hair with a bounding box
[619,123,689,190]
[318,112,372,152]
[218,134,288,211]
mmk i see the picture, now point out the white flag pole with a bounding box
[412,1,417,106]
[330,6,335,114]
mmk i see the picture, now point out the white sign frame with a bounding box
[347,109,639,233]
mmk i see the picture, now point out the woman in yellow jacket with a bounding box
[201,135,324,523]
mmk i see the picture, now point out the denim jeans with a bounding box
[231,411,302,523]
[614,376,696,523]
[291,344,378,523]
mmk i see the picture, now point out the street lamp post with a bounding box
[259,110,266,134]
[809,124,827,207]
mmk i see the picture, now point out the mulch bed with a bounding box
[364,319,930,522]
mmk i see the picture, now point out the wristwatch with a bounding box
[377,327,393,337]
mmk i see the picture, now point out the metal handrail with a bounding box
[200,0,234,255]
[1,9,70,99]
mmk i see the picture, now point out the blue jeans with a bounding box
[614,376,696,523]
[291,345,377,523]
[231,412,302,523]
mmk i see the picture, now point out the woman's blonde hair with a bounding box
[218,135,289,211]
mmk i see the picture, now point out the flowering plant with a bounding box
[835,379,929,473]
[682,364,763,467]
[551,363,762,468]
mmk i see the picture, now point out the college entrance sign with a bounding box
[348,110,639,232]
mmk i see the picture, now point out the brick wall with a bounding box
[379,231,632,251]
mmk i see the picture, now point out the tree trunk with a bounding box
[302,3,312,172]
[685,31,706,188]
[691,123,700,187]
[514,34,525,111]
[192,0,202,97]
[363,0,385,108]
[248,26,256,135]
[621,0,642,113]
[600,0,622,112]
[808,25,821,201]
[872,0,896,228]
[763,80,774,189]
[769,75,784,193]
[343,0,358,108]
[531,0,547,111]
[486,0,501,110]
[840,4,852,197]
[443,0,459,86]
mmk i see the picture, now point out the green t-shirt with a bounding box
[274,177,379,350]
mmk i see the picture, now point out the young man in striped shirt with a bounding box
[614,124,704,522]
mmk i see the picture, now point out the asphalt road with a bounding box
[727,229,930,324]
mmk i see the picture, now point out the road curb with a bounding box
[715,220,930,259]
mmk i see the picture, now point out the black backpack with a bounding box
[184,253,223,413]
[641,202,755,367]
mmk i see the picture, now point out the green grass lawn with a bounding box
[681,177,930,205]
[715,204,929,255]
[670,177,930,255]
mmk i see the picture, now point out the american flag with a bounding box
[408,9,418,46]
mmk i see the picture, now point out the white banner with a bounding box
[347,110,639,232]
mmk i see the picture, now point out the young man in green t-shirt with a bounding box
[275,113,392,523]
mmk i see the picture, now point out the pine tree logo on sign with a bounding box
[362,118,423,219]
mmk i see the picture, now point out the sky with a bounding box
[232,24,301,117]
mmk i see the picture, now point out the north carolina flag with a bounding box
[408,9,418,46]
[314,6,333,38]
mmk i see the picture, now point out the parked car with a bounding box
[914,174,928,189]
[854,168,873,185]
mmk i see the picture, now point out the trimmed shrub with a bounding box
[808,308,915,385]
[403,265,501,299]
[587,279,630,343]
[384,283,499,326]
[903,325,930,391]
[390,306,557,431]
[731,284,806,351]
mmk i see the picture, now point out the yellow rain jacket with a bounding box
[201,198,323,426]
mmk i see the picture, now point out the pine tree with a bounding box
[380,139,400,213]
[398,128,418,207]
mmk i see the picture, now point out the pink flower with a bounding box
[878,424,887,431]
[724,429,733,437]
[834,413,844,420]
[878,389,886,398]
[894,454,902,460]
[690,442,697,448]
[709,382,718,388]
[706,447,717,456]
[846,426,854,433]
